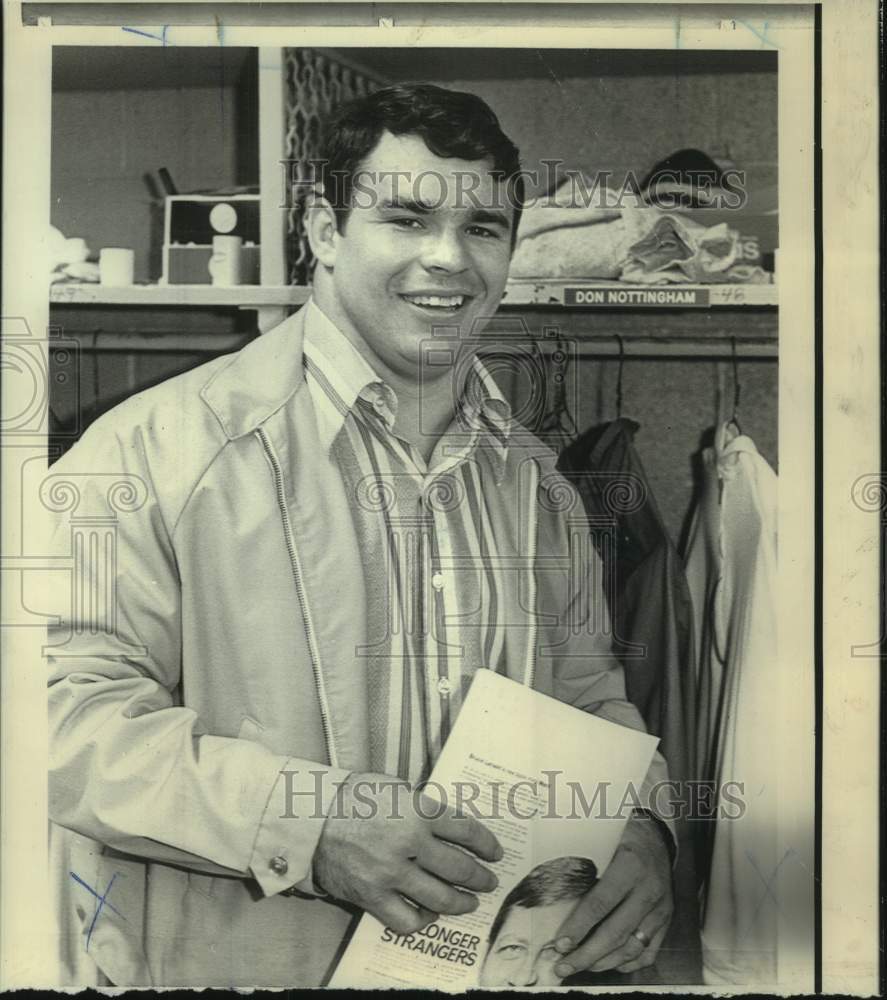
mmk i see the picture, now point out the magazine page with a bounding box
[329,669,658,989]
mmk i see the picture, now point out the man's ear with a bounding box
[304,192,341,269]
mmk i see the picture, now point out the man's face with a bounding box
[479,899,576,987]
[316,130,515,381]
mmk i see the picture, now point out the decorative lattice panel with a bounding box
[284,49,386,286]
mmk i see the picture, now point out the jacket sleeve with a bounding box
[45,412,351,898]
[536,473,677,851]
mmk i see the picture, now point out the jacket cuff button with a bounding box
[269,855,289,876]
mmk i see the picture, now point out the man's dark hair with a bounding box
[488,856,599,946]
[316,83,524,243]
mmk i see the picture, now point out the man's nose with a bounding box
[420,230,469,272]
[507,959,538,987]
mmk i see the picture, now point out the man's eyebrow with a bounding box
[377,196,435,214]
[469,209,512,229]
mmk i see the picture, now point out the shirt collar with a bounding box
[302,298,513,467]
[457,357,512,474]
[303,299,395,452]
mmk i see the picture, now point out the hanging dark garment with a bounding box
[558,417,702,982]
[558,418,697,784]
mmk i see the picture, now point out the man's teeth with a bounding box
[404,294,465,308]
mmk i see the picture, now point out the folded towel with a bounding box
[510,201,754,284]
[511,203,653,279]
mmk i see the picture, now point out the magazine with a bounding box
[329,669,658,989]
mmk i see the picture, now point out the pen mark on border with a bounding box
[70,871,125,950]
[736,19,778,48]
[736,848,794,945]
[122,25,169,45]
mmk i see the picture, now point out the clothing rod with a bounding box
[58,333,252,353]
[574,340,776,359]
[492,337,778,360]
[62,332,777,359]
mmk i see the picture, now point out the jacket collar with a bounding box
[199,306,310,440]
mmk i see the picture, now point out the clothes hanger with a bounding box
[615,334,625,419]
[612,333,639,425]
[540,332,579,448]
[554,332,580,441]
[729,336,743,436]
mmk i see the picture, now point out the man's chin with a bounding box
[386,328,469,374]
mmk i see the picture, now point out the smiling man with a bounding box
[47,84,674,988]
[305,93,519,462]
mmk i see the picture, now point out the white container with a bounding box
[99,247,135,286]
[208,235,243,286]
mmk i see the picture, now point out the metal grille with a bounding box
[284,49,386,285]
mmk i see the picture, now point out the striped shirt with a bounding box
[302,299,514,784]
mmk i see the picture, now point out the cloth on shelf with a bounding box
[622,215,738,284]
[637,147,775,281]
[509,176,628,278]
[48,225,99,283]
[513,173,624,242]
[510,179,766,284]
[510,205,646,280]
[683,422,779,986]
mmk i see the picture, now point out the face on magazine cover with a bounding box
[479,897,577,987]
[479,856,600,987]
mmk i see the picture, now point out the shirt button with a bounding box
[437,677,452,696]
[269,855,289,876]
[373,397,386,412]
[431,572,445,591]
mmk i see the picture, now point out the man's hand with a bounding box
[313,771,503,934]
[552,813,674,977]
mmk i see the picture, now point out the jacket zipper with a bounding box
[523,456,539,689]
[258,428,338,768]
